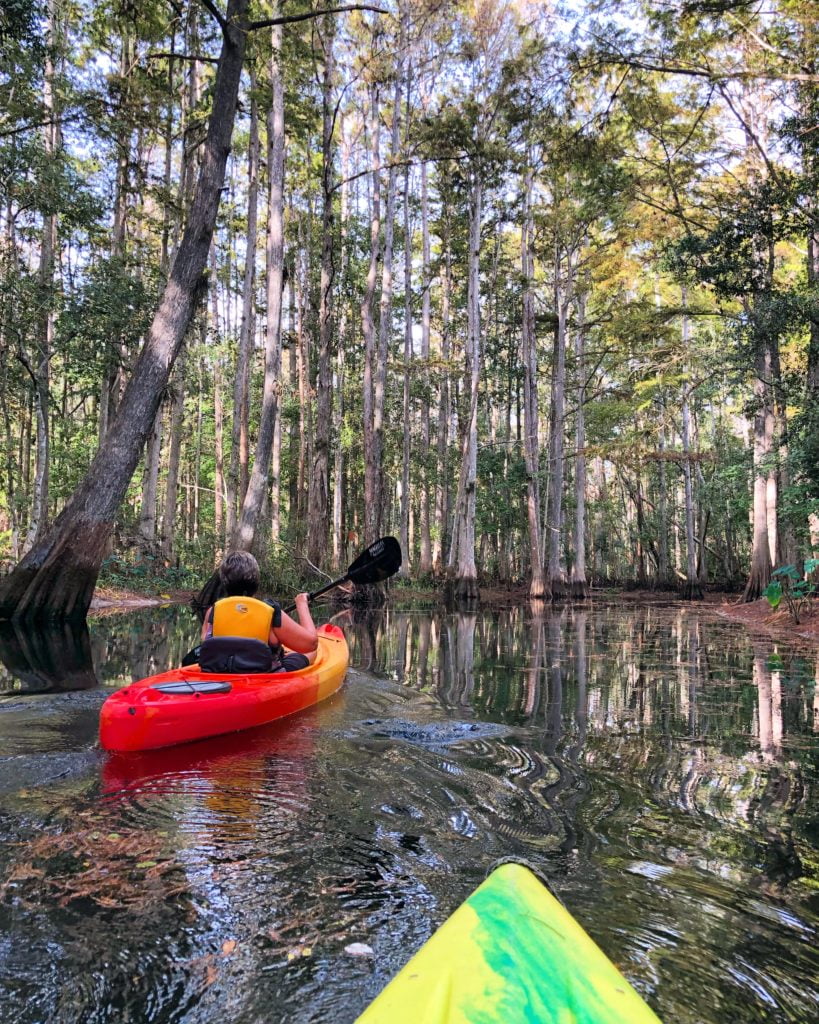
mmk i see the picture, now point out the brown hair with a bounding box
[218,551,261,596]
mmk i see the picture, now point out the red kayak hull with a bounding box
[99,623,348,752]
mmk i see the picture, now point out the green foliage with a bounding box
[98,555,201,594]
[764,560,819,623]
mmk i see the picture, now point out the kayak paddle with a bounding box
[283,536,402,613]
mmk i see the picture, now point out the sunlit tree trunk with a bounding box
[680,299,703,599]
[521,166,544,599]
[433,205,453,573]
[571,289,589,599]
[446,176,481,604]
[235,23,285,554]
[743,325,774,602]
[399,158,412,574]
[361,81,381,544]
[546,273,570,599]
[418,160,433,574]
[375,63,404,536]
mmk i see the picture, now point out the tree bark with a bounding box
[137,409,163,555]
[331,119,352,569]
[743,329,774,601]
[546,274,570,599]
[234,22,285,554]
[571,288,589,599]
[445,176,481,605]
[361,81,381,544]
[306,11,336,567]
[417,160,433,574]
[375,64,404,537]
[23,0,59,554]
[680,302,703,600]
[433,206,452,573]
[521,166,545,599]
[0,0,250,622]
[399,159,412,575]
[227,67,260,542]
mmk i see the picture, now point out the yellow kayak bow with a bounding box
[357,863,662,1024]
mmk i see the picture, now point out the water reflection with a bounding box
[0,621,97,695]
[1,602,818,1024]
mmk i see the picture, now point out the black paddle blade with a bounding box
[347,536,402,584]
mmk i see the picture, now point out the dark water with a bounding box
[1,603,818,1023]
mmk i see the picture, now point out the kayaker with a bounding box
[201,551,318,671]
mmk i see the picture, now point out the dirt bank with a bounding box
[89,587,192,614]
[714,596,819,644]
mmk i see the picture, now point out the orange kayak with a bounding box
[99,623,348,752]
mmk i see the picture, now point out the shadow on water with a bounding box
[1,602,819,1023]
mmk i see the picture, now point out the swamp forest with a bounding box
[2,5,819,1024]
[1,0,819,614]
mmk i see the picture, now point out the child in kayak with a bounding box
[200,551,318,672]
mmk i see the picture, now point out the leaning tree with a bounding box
[0,0,251,621]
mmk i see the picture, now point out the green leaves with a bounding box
[766,562,818,623]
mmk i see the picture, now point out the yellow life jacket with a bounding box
[211,596,274,644]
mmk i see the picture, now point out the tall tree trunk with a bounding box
[295,217,311,533]
[521,166,544,599]
[374,66,404,536]
[227,69,260,542]
[680,302,703,600]
[160,36,202,562]
[98,29,134,448]
[446,176,481,605]
[418,160,433,574]
[234,22,285,553]
[0,0,250,622]
[214,352,225,550]
[306,12,336,567]
[331,121,351,569]
[433,208,452,573]
[137,410,163,555]
[287,270,299,527]
[162,348,186,560]
[399,160,412,575]
[546,278,569,599]
[23,0,59,553]
[743,326,774,602]
[571,289,589,598]
[361,82,382,544]
[657,402,671,588]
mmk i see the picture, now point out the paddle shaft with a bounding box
[283,574,350,614]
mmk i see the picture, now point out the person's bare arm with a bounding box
[270,593,318,656]
[201,607,212,642]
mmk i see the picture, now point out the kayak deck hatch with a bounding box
[151,680,233,695]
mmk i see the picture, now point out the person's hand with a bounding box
[294,592,310,608]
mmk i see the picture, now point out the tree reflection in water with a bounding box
[1,602,818,1024]
[0,620,97,694]
[344,604,816,889]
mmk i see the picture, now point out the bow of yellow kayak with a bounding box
[357,863,662,1024]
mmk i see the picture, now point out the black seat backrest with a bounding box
[198,636,275,674]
